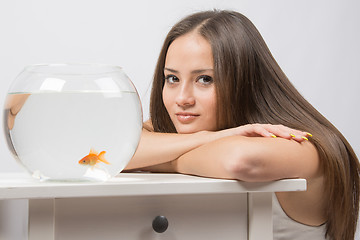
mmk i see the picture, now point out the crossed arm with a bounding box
[125,122,320,182]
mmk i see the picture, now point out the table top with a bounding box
[0,172,306,200]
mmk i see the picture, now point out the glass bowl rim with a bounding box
[23,63,124,76]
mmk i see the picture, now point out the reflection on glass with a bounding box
[3,93,30,159]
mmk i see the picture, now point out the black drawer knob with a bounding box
[152,215,168,233]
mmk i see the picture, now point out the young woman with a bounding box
[125,10,359,240]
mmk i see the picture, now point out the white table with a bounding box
[0,172,306,240]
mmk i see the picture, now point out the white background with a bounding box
[0,0,359,239]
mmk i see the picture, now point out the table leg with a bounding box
[0,199,28,240]
[248,192,273,240]
[28,199,55,240]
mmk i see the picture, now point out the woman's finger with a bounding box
[237,124,312,143]
[265,125,311,142]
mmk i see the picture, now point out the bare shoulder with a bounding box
[276,175,326,226]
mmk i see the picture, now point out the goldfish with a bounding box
[79,148,110,166]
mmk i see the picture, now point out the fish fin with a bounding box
[90,148,98,155]
[98,151,110,164]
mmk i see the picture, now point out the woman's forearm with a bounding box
[174,135,320,182]
[125,129,226,170]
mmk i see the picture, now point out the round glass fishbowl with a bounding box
[3,64,143,181]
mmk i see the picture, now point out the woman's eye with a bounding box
[164,75,179,84]
[197,75,213,85]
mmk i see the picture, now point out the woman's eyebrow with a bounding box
[164,67,178,73]
[191,69,214,74]
[164,67,213,74]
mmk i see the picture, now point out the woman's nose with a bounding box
[175,84,195,107]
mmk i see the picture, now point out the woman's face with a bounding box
[162,32,217,134]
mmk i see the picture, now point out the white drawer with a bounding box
[54,193,248,240]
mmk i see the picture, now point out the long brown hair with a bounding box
[149,10,359,240]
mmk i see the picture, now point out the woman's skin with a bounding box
[126,31,325,226]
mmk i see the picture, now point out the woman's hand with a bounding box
[219,123,311,143]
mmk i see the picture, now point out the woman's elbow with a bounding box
[222,151,263,182]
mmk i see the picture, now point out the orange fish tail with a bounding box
[98,151,110,164]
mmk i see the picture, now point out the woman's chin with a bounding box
[175,126,201,134]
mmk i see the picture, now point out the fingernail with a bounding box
[271,134,277,138]
[290,134,296,138]
[306,132,313,137]
[302,136,309,141]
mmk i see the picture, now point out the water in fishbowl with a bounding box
[4,90,142,181]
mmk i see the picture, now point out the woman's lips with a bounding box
[175,112,199,123]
